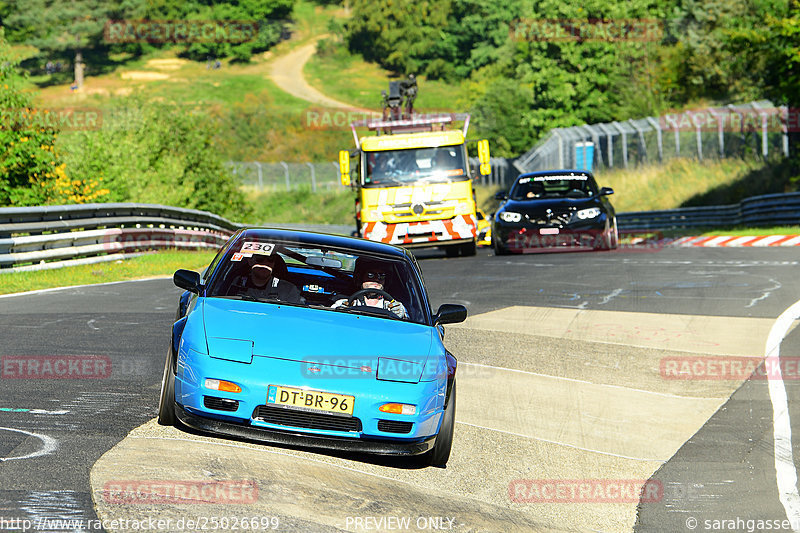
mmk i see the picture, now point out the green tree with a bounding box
[58,98,248,219]
[0,31,60,205]
[3,0,140,89]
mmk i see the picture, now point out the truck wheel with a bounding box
[460,240,476,257]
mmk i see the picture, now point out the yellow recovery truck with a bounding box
[338,76,491,257]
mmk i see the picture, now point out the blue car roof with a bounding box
[233,227,413,261]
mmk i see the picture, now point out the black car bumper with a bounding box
[493,224,610,252]
[175,404,437,456]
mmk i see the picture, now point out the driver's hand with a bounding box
[387,299,404,317]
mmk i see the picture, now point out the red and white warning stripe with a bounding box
[673,235,800,247]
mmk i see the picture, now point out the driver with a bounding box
[241,253,304,304]
[331,260,408,319]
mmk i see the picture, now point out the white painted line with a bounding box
[766,299,800,532]
[459,362,720,400]
[0,277,170,299]
[455,421,660,462]
[0,427,58,461]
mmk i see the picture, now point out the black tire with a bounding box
[157,346,177,426]
[610,220,619,250]
[445,245,460,258]
[425,380,456,467]
[460,240,477,257]
[493,236,509,256]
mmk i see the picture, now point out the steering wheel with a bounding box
[348,288,394,305]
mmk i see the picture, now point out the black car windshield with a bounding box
[510,174,598,200]
[205,238,428,324]
[363,145,468,187]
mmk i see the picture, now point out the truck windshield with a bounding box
[363,145,468,187]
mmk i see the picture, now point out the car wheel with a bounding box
[493,237,509,256]
[610,220,619,250]
[460,240,477,257]
[425,379,456,467]
[445,245,460,258]
[157,346,177,426]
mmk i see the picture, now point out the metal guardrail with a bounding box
[617,192,800,230]
[0,203,242,272]
[0,203,356,273]
[1,192,796,272]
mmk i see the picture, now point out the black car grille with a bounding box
[203,396,240,412]
[377,419,413,434]
[526,208,573,226]
[252,405,362,432]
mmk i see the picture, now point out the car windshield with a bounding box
[205,237,427,324]
[363,145,468,187]
[509,174,598,200]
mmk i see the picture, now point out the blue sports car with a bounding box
[158,228,466,466]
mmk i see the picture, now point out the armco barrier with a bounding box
[0,203,242,272]
[0,203,354,273]
[617,192,800,231]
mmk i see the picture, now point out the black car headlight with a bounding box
[499,211,522,223]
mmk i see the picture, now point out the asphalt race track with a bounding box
[1,246,800,532]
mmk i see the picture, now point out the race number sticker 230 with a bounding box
[240,242,275,256]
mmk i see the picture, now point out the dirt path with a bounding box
[270,35,371,112]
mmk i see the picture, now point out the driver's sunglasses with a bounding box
[364,271,386,282]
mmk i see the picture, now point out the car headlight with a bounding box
[575,208,601,220]
[500,211,522,223]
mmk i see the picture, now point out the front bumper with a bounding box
[494,224,610,252]
[175,405,436,456]
[360,216,476,247]
[175,348,447,452]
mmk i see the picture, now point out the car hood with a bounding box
[200,298,435,368]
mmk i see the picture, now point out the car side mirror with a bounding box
[599,187,614,196]
[174,269,202,293]
[494,192,507,201]
[433,304,467,325]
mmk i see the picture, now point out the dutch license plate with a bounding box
[267,385,354,416]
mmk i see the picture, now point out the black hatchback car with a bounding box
[491,170,618,254]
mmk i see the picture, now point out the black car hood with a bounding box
[502,197,600,213]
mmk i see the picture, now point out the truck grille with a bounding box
[252,405,362,432]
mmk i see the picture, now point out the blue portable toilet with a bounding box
[574,142,594,171]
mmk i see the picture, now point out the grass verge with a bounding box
[594,158,780,213]
[0,250,217,296]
